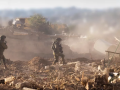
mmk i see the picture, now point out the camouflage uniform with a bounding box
[0,35,8,69]
[52,38,66,65]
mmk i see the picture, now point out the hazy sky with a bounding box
[0,0,120,10]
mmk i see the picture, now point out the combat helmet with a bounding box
[56,38,62,42]
[1,35,6,40]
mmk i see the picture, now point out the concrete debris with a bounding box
[0,84,18,90]
[28,57,51,70]
[15,81,41,89]
[5,76,15,84]
[22,87,37,90]
[29,57,50,66]
[75,61,81,72]
[0,57,120,90]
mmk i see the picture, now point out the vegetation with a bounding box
[28,14,52,34]
[28,14,69,34]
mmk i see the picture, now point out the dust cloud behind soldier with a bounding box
[0,35,8,69]
[52,38,66,65]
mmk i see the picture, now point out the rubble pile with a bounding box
[29,57,50,66]
[28,57,51,70]
[0,84,17,90]
[0,57,120,89]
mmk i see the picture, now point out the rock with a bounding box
[5,76,15,84]
[23,87,37,90]
[92,62,97,67]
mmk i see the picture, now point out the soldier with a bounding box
[52,38,66,65]
[0,35,8,69]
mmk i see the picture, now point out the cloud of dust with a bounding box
[0,17,10,26]
[62,18,117,58]
[63,38,89,54]
[4,36,53,61]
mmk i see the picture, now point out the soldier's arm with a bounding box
[51,43,55,50]
[1,42,7,49]
[60,44,63,53]
[52,43,57,52]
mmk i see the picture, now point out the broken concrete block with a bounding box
[0,76,15,85]
[22,87,37,90]
[5,76,15,84]
[98,65,102,72]
[45,66,49,69]
[15,81,41,89]
[75,61,81,72]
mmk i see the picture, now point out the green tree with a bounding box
[28,14,51,34]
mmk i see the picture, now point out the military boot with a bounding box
[62,60,67,65]
[52,60,58,65]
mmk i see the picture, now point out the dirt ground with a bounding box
[0,56,120,90]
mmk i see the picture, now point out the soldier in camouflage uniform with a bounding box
[0,35,8,69]
[52,38,66,65]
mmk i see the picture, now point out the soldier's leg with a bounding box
[59,53,66,64]
[53,54,59,65]
[0,55,2,65]
[2,56,7,69]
